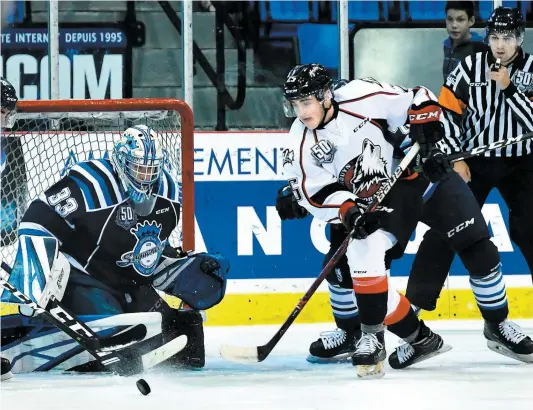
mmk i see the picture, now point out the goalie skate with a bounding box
[351,331,386,379]
[307,328,360,364]
[484,319,533,363]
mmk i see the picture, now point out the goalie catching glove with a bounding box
[151,248,229,310]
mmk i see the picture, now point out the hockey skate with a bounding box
[351,331,386,379]
[484,319,533,363]
[388,321,452,369]
[307,328,361,364]
[1,356,12,381]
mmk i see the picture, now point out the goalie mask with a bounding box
[112,125,164,211]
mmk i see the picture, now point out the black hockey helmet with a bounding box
[486,7,525,45]
[283,64,332,101]
[1,77,17,112]
[283,64,333,117]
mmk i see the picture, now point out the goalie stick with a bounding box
[219,143,422,363]
[0,261,156,374]
[1,261,189,375]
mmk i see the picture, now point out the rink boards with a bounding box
[1,132,532,323]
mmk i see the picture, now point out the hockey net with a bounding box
[0,98,195,270]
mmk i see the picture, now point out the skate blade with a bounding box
[356,361,385,379]
[487,340,533,364]
[306,353,352,364]
[407,343,453,368]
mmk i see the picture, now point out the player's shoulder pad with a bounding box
[334,78,398,104]
[157,166,180,202]
[66,159,126,210]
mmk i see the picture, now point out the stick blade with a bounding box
[219,344,260,363]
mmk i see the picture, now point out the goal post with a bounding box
[0,98,195,270]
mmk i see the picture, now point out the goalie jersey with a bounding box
[17,158,180,289]
[282,79,441,223]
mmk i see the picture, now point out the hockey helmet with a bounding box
[112,125,165,205]
[283,64,333,117]
[1,77,18,127]
[486,7,525,46]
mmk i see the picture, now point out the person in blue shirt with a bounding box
[443,1,488,80]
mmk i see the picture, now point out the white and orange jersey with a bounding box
[282,78,439,223]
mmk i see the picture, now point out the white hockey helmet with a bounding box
[112,125,164,204]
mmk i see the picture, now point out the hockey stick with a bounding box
[0,261,160,375]
[220,143,422,363]
[0,261,146,351]
[447,131,533,162]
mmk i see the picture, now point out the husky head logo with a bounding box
[338,139,389,202]
[117,221,166,276]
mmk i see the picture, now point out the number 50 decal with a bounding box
[47,187,78,217]
[288,177,303,201]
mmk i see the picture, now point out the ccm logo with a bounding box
[409,111,439,121]
[447,218,474,238]
[470,82,488,87]
[156,207,170,214]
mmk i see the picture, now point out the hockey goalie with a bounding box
[1,84,229,375]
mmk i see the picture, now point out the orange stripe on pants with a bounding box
[384,293,411,326]
[353,276,388,294]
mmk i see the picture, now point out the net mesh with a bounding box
[0,108,184,268]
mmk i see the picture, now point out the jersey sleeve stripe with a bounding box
[75,162,114,206]
[94,159,125,202]
[18,222,55,238]
[338,91,399,105]
[162,168,178,201]
[70,175,95,210]
[158,173,168,196]
[439,86,465,115]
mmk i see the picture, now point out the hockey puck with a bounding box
[136,379,151,396]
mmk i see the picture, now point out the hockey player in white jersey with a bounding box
[281,64,453,378]
[280,68,533,369]
[1,124,229,374]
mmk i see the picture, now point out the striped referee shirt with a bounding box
[439,49,533,157]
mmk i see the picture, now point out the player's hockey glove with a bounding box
[408,101,444,157]
[422,149,453,182]
[421,149,453,183]
[276,184,309,220]
[339,200,381,240]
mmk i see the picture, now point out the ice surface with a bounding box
[2,320,533,410]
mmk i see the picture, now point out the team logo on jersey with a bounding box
[338,139,389,203]
[512,70,533,93]
[117,221,165,276]
[282,148,295,166]
[310,140,336,164]
[116,204,137,230]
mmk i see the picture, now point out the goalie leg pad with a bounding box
[152,253,229,310]
[2,235,70,308]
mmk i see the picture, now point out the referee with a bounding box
[406,7,533,313]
